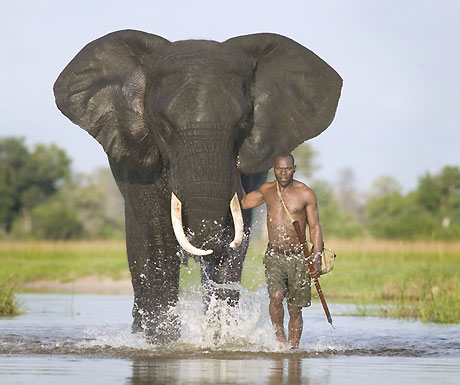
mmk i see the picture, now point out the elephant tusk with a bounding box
[171,193,213,256]
[229,192,244,249]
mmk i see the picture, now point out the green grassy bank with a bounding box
[1,239,459,323]
[0,241,128,285]
[0,241,128,315]
[240,238,460,323]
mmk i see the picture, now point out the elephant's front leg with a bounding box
[214,230,250,305]
[213,208,254,306]
[117,164,181,344]
[125,203,180,343]
[207,175,265,306]
[200,227,250,309]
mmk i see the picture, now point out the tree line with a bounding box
[309,167,460,241]
[0,137,124,239]
[1,137,459,240]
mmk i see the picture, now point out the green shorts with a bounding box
[263,244,311,308]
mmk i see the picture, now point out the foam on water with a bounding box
[177,286,279,351]
[80,286,290,353]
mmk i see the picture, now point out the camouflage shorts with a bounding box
[263,244,311,307]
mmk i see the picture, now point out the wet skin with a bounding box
[239,155,323,348]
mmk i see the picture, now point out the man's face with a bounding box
[274,156,296,188]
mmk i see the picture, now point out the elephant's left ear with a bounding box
[225,33,342,174]
[54,30,169,169]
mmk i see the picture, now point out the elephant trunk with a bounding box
[169,128,243,255]
[171,192,243,256]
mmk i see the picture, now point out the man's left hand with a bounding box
[310,252,322,279]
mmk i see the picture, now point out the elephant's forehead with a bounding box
[151,40,252,74]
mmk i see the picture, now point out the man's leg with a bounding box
[269,291,287,345]
[287,304,303,349]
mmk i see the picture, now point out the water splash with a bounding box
[177,286,279,351]
[82,328,154,351]
[76,286,354,356]
[80,287,283,353]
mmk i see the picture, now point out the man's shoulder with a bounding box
[292,179,310,191]
[292,180,316,200]
[259,181,276,194]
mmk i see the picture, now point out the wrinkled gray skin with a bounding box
[54,30,342,343]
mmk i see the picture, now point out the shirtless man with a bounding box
[238,153,323,349]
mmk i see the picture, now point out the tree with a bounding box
[30,200,84,240]
[0,137,71,234]
[311,179,363,238]
[58,168,124,239]
[335,168,365,222]
[366,192,438,239]
[370,175,402,197]
[365,168,460,240]
[291,143,317,179]
[10,167,125,240]
[416,166,460,228]
[0,138,29,233]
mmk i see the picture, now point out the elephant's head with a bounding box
[54,30,342,255]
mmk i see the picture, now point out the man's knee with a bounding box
[269,291,285,305]
[287,304,303,318]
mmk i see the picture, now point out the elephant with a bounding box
[53,30,342,343]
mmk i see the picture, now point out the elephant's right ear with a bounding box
[53,30,169,169]
[225,33,342,174]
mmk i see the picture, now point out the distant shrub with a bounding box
[30,202,85,240]
[366,192,439,240]
[312,179,364,238]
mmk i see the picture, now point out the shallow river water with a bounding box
[1,291,460,384]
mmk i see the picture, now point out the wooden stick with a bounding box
[292,220,333,326]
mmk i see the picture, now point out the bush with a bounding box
[31,203,84,240]
[366,192,439,239]
[312,179,364,238]
[0,283,19,316]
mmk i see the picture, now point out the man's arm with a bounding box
[242,189,265,209]
[236,172,266,209]
[305,189,323,277]
[305,189,323,253]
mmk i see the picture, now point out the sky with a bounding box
[1,0,459,193]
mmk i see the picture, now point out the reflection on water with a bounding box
[266,358,303,385]
[3,355,460,385]
[127,357,306,385]
[126,357,460,385]
[1,293,460,384]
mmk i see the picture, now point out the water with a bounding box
[1,292,460,384]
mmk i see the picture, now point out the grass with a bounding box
[0,240,128,286]
[241,237,460,324]
[1,238,460,323]
[0,281,20,316]
[322,239,460,323]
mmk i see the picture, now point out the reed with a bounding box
[0,282,20,316]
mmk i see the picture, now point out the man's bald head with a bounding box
[274,153,295,167]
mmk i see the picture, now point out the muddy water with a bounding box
[1,292,460,384]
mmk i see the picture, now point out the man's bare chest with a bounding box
[265,193,306,216]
